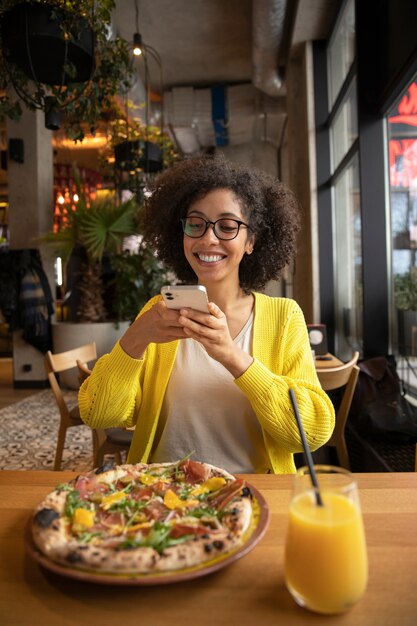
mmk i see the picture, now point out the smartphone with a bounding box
[160,285,209,313]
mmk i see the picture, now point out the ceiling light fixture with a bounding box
[132,32,142,56]
[115,0,164,175]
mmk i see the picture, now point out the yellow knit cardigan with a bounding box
[79,292,335,473]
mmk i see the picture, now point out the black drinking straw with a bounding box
[289,388,323,507]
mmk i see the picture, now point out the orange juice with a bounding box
[285,490,368,614]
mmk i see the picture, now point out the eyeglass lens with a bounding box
[182,217,244,239]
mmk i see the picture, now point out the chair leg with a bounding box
[336,439,351,471]
[92,429,107,468]
[54,423,67,471]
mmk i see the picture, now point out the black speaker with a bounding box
[307,324,328,356]
[9,138,24,163]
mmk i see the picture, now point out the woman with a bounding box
[79,155,335,473]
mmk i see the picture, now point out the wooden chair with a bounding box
[76,360,134,468]
[45,342,97,471]
[316,352,360,470]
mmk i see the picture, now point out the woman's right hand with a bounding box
[119,301,187,359]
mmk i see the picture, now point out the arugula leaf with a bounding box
[188,506,218,519]
[177,483,194,499]
[118,522,194,554]
[55,483,73,492]
[78,531,103,544]
[64,490,92,518]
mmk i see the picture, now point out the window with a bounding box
[326,0,363,359]
[333,155,362,356]
[328,0,355,108]
[387,79,417,366]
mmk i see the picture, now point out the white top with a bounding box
[150,313,268,473]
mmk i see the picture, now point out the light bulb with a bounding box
[133,32,142,56]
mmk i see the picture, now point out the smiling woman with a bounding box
[78,155,336,475]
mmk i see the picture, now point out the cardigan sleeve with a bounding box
[78,296,160,429]
[235,300,335,453]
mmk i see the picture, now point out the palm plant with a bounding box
[41,176,168,322]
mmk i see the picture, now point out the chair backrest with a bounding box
[76,359,93,386]
[316,351,360,441]
[316,351,360,391]
[45,342,97,375]
[45,342,97,415]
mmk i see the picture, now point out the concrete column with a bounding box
[286,42,319,324]
[7,107,54,386]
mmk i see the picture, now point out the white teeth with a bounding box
[198,254,223,263]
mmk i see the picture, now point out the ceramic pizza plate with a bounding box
[26,482,270,586]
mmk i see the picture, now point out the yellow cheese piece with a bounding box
[139,474,159,485]
[100,491,126,510]
[72,507,95,529]
[126,521,152,533]
[191,476,227,496]
[139,473,170,485]
[164,489,199,510]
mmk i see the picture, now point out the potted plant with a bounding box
[0,0,134,141]
[394,267,417,356]
[102,98,179,176]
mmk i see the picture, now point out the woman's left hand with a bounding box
[178,302,253,378]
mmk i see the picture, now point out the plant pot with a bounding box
[52,320,130,388]
[1,3,94,85]
[397,309,417,356]
[114,140,163,173]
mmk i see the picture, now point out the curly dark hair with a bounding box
[142,154,301,292]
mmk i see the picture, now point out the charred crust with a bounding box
[241,486,252,498]
[95,461,114,474]
[67,551,84,564]
[34,508,59,528]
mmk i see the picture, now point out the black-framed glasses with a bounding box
[180,216,251,240]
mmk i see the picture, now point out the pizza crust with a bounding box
[31,460,253,575]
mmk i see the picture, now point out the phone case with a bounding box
[161,285,209,312]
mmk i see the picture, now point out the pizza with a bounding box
[31,459,255,576]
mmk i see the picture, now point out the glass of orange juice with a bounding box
[284,465,368,615]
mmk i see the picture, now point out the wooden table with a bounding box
[1,471,416,626]
[314,353,344,368]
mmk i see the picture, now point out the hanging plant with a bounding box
[0,0,134,141]
[100,97,180,176]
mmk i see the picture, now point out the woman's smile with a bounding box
[195,252,226,264]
